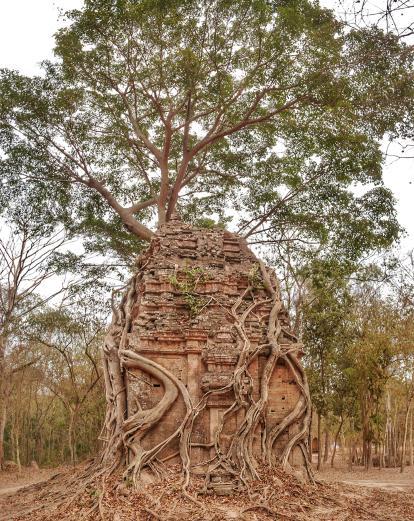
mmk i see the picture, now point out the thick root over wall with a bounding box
[100,260,314,493]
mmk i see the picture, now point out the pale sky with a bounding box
[0,1,413,254]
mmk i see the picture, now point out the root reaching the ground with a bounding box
[4,462,414,521]
[97,256,314,493]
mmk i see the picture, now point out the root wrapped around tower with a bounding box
[101,217,313,493]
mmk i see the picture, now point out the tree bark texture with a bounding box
[317,413,322,471]
[330,416,343,468]
[323,428,329,463]
[401,403,411,473]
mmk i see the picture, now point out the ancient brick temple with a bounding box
[125,216,306,490]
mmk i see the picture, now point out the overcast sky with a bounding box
[0,1,413,254]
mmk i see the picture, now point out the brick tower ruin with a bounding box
[102,216,312,493]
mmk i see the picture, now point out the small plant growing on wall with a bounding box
[169,267,210,317]
[248,264,264,290]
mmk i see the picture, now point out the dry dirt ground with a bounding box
[0,466,58,496]
[317,463,414,491]
[0,462,414,520]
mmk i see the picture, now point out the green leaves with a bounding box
[0,0,412,264]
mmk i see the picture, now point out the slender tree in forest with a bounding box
[0,220,70,469]
[29,307,104,466]
[351,287,397,469]
[392,252,414,472]
[3,328,105,468]
[302,259,355,469]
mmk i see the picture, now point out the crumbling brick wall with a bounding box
[126,216,305,478]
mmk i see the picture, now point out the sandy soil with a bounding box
[0,467,61,495]
[317,463,414,492]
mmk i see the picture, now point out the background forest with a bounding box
[1,0,414,476]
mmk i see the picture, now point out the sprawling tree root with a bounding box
[8,459,414,521]
[98,259,314,495]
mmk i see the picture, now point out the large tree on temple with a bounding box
[1,0,413,494]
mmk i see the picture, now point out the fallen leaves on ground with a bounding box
[1,464,413,521]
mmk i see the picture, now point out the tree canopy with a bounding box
[1,0,413,263]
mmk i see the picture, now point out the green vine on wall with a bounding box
[169,267,210,317]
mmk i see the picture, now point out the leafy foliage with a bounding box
[0,0,412,264]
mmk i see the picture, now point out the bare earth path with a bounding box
[0,467,60,496]
[318,463,414,491]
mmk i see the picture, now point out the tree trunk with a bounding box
[400,403,411,473]
[0,335,6,470]
[68,409,76,466]
[393,407,398,467]
[330,416,343,468]
[385,390,391,467]
[323,427,329,463]
[317,412,322,471]
[14,430,21,473]
[0,399,6,469]
[348,440,355,471]
[409,407,413,467]
[362,395,373,470]
[308,406,313,461]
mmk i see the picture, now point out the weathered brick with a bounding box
[128,215,304,471]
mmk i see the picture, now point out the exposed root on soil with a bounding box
[3,463,414,521]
